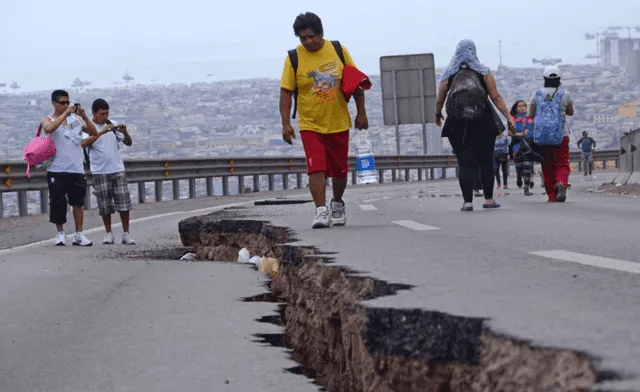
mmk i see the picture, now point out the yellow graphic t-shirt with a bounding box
[280,40,356,134]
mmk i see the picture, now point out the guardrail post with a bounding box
[238,175,245,194]
[0,193,4,218]
[429,168,435,180]
[220,176,228,196]
[296,173,303,189]
[253,175,260,192]
[189,179,196,198]
[206,178,214,196]
[351,170,356,185]
[455,167,460,179]
[282,174,289,190]
[615,158,619,169]
[602,160,607,170]
[418,169,423,181]
[39,189,48,214]
[391,170,397,182]
[578,161,583,173]
[268,174,275,191]
[378,169,384,183]
[442,168,447,179]
[84,191,91,210]
[172,180,180,200]
[18,190,28,216]
[138,182,145,203]
[155,181,163,202]
[404,169,410,182]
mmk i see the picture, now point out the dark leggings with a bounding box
[448,120,497,203]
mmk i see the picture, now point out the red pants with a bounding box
[300,130,349,179]
[540,136,570,201]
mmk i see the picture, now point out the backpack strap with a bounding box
[552,88,565,102]
[287,48,299,119]
[36,124,43,137]
[331,40,345,65]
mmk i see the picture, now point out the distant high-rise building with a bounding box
[627,49,640,84]
[600,37,640,68]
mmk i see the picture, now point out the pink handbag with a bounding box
[24,123,56,178]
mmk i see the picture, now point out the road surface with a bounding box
[1,174,639,391]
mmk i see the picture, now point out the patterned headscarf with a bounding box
[440,39,491,82]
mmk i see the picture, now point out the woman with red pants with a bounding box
[528,66,574,202]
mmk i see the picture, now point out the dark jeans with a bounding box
[448,120,496,203]
[494,154,509,186]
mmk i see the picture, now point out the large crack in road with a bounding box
[177,211,623,392]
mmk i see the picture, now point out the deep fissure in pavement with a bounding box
[178,212,621,392]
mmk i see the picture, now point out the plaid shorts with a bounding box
[92,171,132,216]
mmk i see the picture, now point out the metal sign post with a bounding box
[380,54,437,155]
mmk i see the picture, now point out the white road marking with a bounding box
[359,204,378,211]
[529,250,640,274]
[0,195,308,257]
[391,220,440,231]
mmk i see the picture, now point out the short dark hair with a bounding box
[293,12,323,36]
[92,98,110,113]
[543,77,561,88]
[51,89,68,102]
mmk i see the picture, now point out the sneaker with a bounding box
[330,199,346,226]
[72,232,93,246]
[312,206,331,229]
[54,232,66,246]
[121,232,136,245]
[103,232,115,245]
[555,184,567,203]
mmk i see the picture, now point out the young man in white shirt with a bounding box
[41,90,98,246]
[81,99,135,245]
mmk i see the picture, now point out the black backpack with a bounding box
[287,40,345,119]
[445,63,488,121]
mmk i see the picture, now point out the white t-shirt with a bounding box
[83,120,126,175]
[47,114,87,174]
[529,87,573,136]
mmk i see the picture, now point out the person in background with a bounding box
[528,66,574,203]
[510,100,535,196]
[435,39,515,212]
[41,90,98,246]
[577,131,596,177]
[81,99,136,245]
[493,131,510,189]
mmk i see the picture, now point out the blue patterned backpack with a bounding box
[532,88,565,146]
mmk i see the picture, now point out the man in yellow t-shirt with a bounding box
[279,12,369,229]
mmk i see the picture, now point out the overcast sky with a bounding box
[2,0,640,91]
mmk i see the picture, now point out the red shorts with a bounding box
[300,130,349,179]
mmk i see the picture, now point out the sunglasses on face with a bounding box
[56,100,70,105]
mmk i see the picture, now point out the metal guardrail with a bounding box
[0,150,620,218]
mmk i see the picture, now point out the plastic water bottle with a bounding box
[355,132,378,184]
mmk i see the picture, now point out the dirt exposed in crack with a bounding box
[178,213,623,392]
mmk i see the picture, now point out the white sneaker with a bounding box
[72,232,93,247]
[103,232,115,244]
[54,232,66,246]
[330,199,346,226]
[312,206,331,229]
[121,232,136,245]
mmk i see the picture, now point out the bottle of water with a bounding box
[355,132,379,184]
